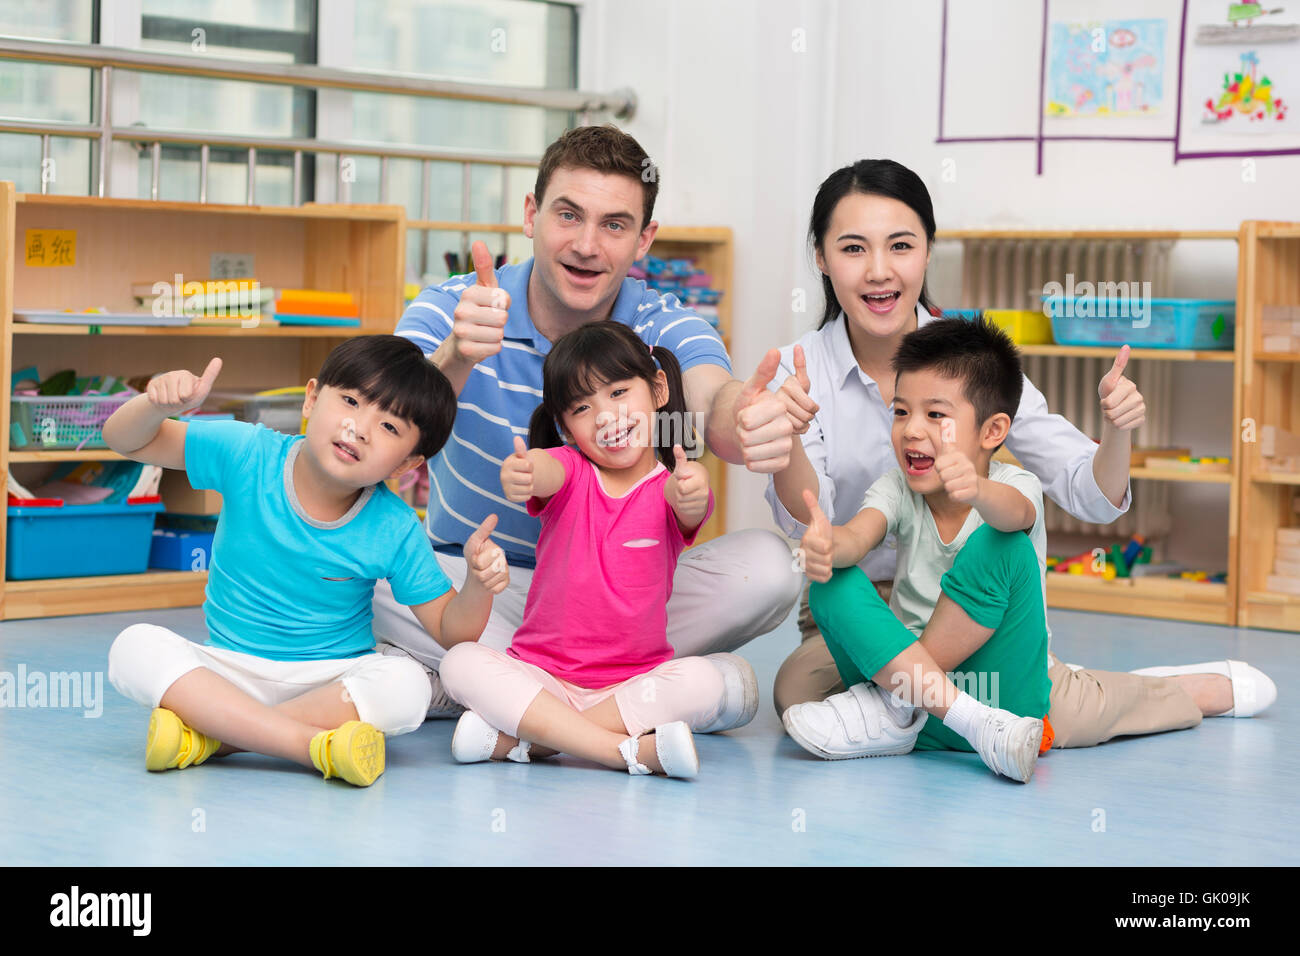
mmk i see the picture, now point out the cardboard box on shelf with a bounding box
[160,469,222,515]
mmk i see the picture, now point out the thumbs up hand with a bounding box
[777,345,820,435]
[463,513,509,595]
[934,417,980,504]
[799,489,835,583]
[146,357,223,416]
[501,435,535,502]
[665,444,711,529]
[734,349,795,474]
[1098,345,1145,432]
[447,240,511,367]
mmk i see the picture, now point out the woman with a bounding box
[765,159,1274,753]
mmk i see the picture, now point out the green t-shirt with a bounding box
[860,460,1049,646]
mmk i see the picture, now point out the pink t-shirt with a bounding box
[508,444,714,688]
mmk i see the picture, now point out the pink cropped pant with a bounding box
[438,642,726,738]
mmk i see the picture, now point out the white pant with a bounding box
[107,623,433,736]
[372,528,803,715]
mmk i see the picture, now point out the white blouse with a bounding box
[764,307,1131,582]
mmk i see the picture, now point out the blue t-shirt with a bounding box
[184,420,452,661]
[396,257,732,567]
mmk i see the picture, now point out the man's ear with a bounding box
[981,412,1012,450]
[635,219,659,261]
[302,378,319,419]
[652,369,670,409]
[389,454,426,481]
[523,192,538,239]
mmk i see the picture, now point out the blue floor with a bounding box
[1,603,1295,866]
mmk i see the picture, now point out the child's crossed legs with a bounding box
[439,643,725,773]
[109,623,433,768]
[810,525,1052,754]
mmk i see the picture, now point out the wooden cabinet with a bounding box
[0,184,406,620]
[1235,222,1300,631]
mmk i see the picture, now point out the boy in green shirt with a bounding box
[785,317,1051,782]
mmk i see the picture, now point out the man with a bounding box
[373,124,803,727]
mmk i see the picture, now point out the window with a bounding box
[346,0,578,280]
[134,0,318,205]
[0,0,97,194]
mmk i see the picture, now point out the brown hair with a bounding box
[534,124,657,229]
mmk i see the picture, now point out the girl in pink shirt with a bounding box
[439,322,745,778]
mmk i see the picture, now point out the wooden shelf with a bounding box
[12,323,357,337]
[936,228,1238,241]
[1233,221,1300,631]
[1245,589,1300,604]
[17,193,406,222]
[405,222,734,245]
[1018,344,1234,362]
[1254,223,1300,239]
[9,448,125,462]
[410,220,520,233]
[1,570,208,619]
[1250,471,1300,485]
[1,184,408,620]
[1239,590,1300,631]
[1046,574,1231,625]
[1129,466,1232,484]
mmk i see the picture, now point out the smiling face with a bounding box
[300,380,425,489]
[524,166,658,323]
[891,367,1008,496]
[558,371,668,474]
[815,192,931,342]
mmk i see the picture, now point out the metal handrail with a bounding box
[0,37,635,115]
[1,35,630,273]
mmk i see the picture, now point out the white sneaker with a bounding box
[1130,659,1277,717]
[450,711,531,764]
[781,683,927,760]
[695,653,760,734]
[971,709,1043,783]
[618,721,699,779]
[451,711,498,764]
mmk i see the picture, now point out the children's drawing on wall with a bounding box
[1045,19,1167,118]
[1188,2,1297,133]
[1196,3,1297,42]
[1202,49,1290,125]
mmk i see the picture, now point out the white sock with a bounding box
[879,688,920,728]
[942,691,993,743]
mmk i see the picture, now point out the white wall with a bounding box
[581,0,1300,546]
[580,0,838,537]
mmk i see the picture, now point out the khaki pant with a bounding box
[773,584,1203,749]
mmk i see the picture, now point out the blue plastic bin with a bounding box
[6,500,164,580]
[149,528,215,572]
[1043,297,1235,350]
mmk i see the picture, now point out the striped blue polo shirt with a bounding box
[395,257,732,567]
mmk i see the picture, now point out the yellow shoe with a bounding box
[309,721,385,787]
[145,707,221,771]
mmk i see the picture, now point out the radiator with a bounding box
[958,239,1174,540]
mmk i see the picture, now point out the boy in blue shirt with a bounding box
[106,335,507,787]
